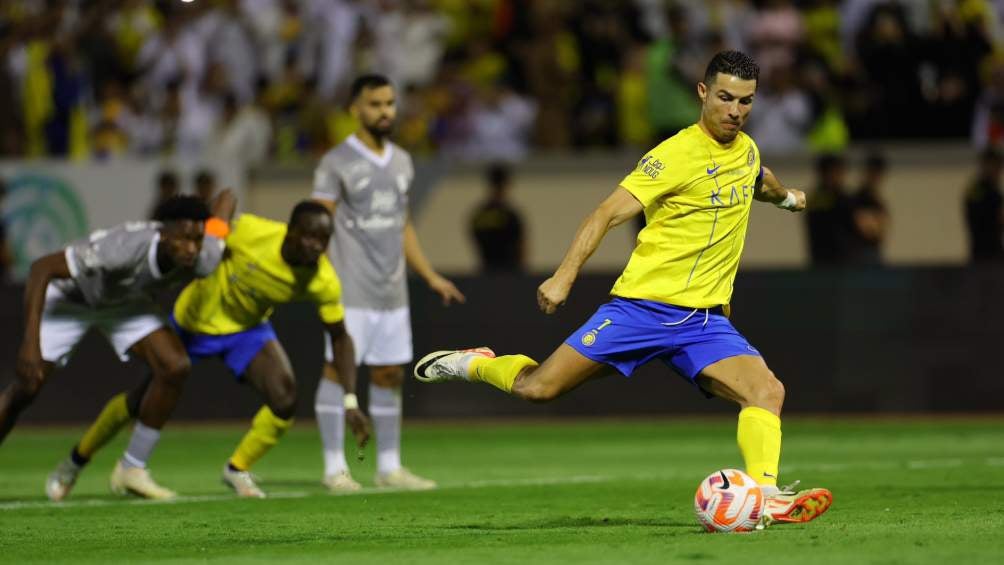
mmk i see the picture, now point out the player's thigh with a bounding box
[515,343,612,399]
[696,354,784,413]
[129,326,191,381]
[243,340,297,409]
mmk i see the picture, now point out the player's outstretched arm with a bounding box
[538,187,642,314]
[403,218,466,306]
[210,188,238,223]
[324,321,370,449]
[17,253,72,385]
[754,166,806,212]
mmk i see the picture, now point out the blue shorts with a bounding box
[566,297,760,384]
[170,316,277,378]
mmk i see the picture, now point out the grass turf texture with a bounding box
[1,418,1002,564]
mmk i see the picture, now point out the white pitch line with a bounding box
[0,491,308,512]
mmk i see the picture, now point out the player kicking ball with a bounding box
[49,201,369,499]
[3,193,235,501]
[415,51,832,528]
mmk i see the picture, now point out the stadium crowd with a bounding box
[1,0,1003,167]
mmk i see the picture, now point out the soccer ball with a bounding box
[694,469,765,533]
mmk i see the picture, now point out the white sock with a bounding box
[370,383,401,475]
[121,422,160,469]
[315,378,348,476]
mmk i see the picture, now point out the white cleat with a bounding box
[414,347,495,383]
[323,470,362,493]
[222,465,266,498]
[46,459,82,502]
[374,467,437,491]
[110,461,177,500]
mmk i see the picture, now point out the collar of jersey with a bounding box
[347,133,394,168]
[148,231,163,280]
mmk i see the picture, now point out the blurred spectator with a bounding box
[375,0,450,89]
[456,81,537,163]
[847,152,890,265]
[747,0,804,79]
[747,66,812,153]
[148,170,179,220]
[0,177,12,282]
[964,147,1004,263]
[645,4,701,141]
[806,153,855,266]
[194,169,217,205]
[213,84,272,168]
[469,164,526,273]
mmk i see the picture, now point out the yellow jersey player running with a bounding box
[415,50,832,527]
[58,201,370,498]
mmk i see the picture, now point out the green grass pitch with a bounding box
[1,418,1002,564]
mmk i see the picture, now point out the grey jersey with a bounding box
[54,222,224,308]
[312,134,413,309]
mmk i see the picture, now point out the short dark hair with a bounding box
[154,196,211,223]
[349,74,392,101]
[194,169,215,187]
[289,200,332,227]
[157,170,179,189]
[703,50,759,86]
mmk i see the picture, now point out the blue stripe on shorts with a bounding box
[170,315,277,379]
[565,297,760,384]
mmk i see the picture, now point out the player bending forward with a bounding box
[415,51,832,527]
[5,193,234,501]
[50,202,369,499]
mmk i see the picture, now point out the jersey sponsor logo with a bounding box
[370,190,398,213]
[2,173,88,279]
[709,184,752,208]
[637,155,665,179]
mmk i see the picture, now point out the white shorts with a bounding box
[40,284,166,367]
[324,306,413,367]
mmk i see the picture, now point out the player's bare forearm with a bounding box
[325,321,358,395]
[20,253,71,358]
[754,166,806,212]
[403,219,437,283]
[553,187,642,283]
[539,188,641,313]
[210,188,238,222]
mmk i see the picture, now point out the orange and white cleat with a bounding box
[758,481,833,528]
[414,347,496,383]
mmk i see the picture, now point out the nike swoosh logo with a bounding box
[719,471,730,490]
[763,472,776,479]
[706,165,721,175]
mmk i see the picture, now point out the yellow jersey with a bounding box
[611,124,762,308]
[174,214,345,334]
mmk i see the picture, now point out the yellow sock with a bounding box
[229,406,293,471]
[77,393,132,459]
[737,406,782,487]
[468,355,538,393]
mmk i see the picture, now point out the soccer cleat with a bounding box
[758,482,832,528]
[109,461,177,500]
[322,470,362,493]
[222,465,266,498]
[374,467,437,490]
[414,347,496,383]
[45,459,82,502]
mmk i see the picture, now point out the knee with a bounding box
[270,374,298,419]
[370,366,404,388]
[154,356,191,387]
[756,371,785,411]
